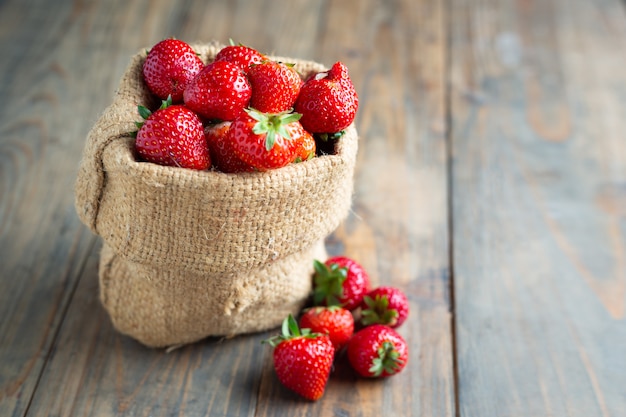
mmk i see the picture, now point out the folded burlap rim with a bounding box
[75,41,358,274]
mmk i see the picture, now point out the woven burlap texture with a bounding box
[74,41,358,347]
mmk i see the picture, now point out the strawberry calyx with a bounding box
[134,95,173,132]
[369,341,404,377]
[360,294,399,327]
[312,259,348,307]
[246,108,302,151]
[263,314,319,347]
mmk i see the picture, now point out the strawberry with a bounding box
[263,315,335,401]
[227,109,304,171]
[134,97,210,170]
[183,61,251,121]
[294,61,358,134]
[204,122,255,173]
[299,306,354,352]
[347,325,408,378]
[247,61,303,113]
[360,286,410,328]
[142,39,204,103]
[213,41,265,72]
[312,256,371,311]
[293,129,316,162]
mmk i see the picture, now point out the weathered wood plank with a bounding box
[449,0,626,415]
[0,0,124,414]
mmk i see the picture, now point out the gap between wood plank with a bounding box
[444,0,461,416]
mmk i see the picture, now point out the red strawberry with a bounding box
[247,61,303,113]
[264,315,335,401]
[134,97,210,170]
[360,286,410,328]
[294,61,358,134]
[204,122,255,173]
[312,256,371,311]
[293,129,316,162]
[142,39,204,103]
[299,306,354,352]
[214,41,265,72]
[183,61,251,121]
[227,109,303,171]
[347,325,408,378]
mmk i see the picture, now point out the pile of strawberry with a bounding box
[134,39,358,173]
[264,256,410,401]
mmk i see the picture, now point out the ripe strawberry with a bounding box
[299,306,354,352]
[213,41,265,72]
[360,286,410,328]
[264,315,335,401]
[294,61,358,134]
[312,256,371,311]
[293,129,316,162]
[347,325,408,378]
[247,61,303,113]
[183,61,251,121]
[227,109,303,171]
[204,122,255,173]
[142,39,204,103]
[134,97,210,170]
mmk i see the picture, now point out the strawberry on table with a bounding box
[227,108,304,171]
[299,306,354,352]
[360,286,410,328]
[295,61,358,135]
[312,256,371,311]
[213,41,266,72]
[183,60,251,121]
[142,39,204,103]
[204,121,255,173]
[263,315,335,401]
[134,96,210,170]
[247,61,303,113]
[347,324,408,378]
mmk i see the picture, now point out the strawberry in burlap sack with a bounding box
[74,42,358,348]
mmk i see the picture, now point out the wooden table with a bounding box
[1,0,625,415]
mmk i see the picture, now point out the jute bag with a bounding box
[74,41,358,347]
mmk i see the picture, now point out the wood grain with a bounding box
[449,0,626,415]
[0,0,117,415]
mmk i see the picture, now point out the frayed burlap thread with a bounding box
[75,42,358,348]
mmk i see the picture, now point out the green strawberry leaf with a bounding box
[312,260,348,306]
[360,294,399,326]
[138,105,152,120]
[369,341,403,377]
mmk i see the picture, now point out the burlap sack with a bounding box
[75,41,358,347]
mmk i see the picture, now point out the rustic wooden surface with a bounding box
[0,0,624,416]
